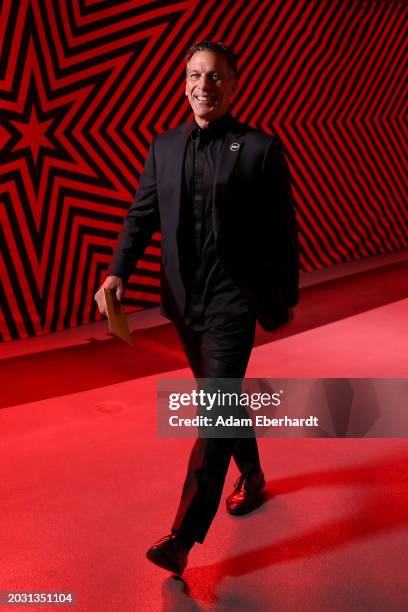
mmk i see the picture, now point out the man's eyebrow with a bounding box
[187,67,221,72]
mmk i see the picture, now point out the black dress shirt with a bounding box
[180,111,252,330]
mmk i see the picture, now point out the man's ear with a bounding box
[230,79,238,99]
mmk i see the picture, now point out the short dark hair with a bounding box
[185,41,238,79]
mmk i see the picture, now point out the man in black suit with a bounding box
[95,41,299,575]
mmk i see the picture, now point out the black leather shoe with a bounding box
[226,470,266,515]
[146,534,190,575]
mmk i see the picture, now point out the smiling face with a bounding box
[185,50,237,128]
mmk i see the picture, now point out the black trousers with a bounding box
[171,313,261,544]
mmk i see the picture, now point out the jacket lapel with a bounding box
[165,121,191,235]
[214,130,245,197]
[213,123,245,241]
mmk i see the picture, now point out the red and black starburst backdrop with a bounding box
[0,0,407,342]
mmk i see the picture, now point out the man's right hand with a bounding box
[94,275,124,316]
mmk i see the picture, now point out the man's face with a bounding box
[185,50,237,126]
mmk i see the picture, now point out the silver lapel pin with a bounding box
[230,142,240,152]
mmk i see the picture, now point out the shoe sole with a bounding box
[146,548,185,575]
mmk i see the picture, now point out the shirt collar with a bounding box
[190,111,234,141]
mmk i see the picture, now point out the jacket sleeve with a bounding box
[261,135,300,307]
[108,137,160,283]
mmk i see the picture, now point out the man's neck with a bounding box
[193,111,230,129]
[194,116,211,129]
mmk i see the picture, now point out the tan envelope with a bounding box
[104,288,133,346]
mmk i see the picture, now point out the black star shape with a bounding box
[2,75,73,194]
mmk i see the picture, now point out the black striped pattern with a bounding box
[0,0,407,341]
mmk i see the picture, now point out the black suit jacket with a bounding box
[109,115,300,331]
